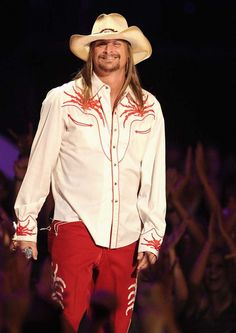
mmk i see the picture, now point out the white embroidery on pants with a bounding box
[53,220,83,236]
[125,283,137,316]
[51,263,66,309]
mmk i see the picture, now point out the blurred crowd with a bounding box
[1,124,236,333]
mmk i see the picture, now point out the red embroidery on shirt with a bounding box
[67,114,93,127]
[63,87,105,125]
[135,128,151,134]
[141,233,161,251]
[16,220,36,236]
[120,94,154,127]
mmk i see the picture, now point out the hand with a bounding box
[14,156,29,181]
[166,167,189,202]
[1,244,32,333]
[11,240,38,260]
[137,252,157,272]
[164,222,187,251]
[208,212,218,245]
[166,167,179,197]
[8,122,34,157]
[195,142,207,182]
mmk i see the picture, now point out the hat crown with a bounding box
[69,12,152,65]
[91,13,128,35]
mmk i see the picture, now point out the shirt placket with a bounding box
[109,110,120,248]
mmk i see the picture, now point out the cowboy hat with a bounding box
[69,13,152,64]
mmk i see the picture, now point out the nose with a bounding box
[104,42,114,52]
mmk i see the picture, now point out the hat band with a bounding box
[95,28,118,34]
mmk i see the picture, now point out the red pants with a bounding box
[48,221,138,333]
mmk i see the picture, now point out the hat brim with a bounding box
[69,26,152,65]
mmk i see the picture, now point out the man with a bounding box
[12,13,166,333]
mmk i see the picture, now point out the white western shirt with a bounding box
[14,74,166,256]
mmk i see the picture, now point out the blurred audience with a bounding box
[1,136,236,333]
[129,141,236,333]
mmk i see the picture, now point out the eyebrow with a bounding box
[93,39,127,44]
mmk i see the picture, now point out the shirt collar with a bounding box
[91,73,107,97]
[91,72,135,100]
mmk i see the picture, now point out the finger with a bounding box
[22,247,34,260]
[10,240,18,252]
[137,252,144,261]
[137,255,149,272]
[32,248,38,260]
[21,247,38,260]
[148,253,157,264]
[14,241,38,260]
[137,260,148,272]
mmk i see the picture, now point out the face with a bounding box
[92,39,129,75]
[204,252,227,292]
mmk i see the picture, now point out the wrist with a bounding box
[170,258,180,271]
[14,176,24,182]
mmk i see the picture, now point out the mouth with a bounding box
[209,276,219,281]
[100,54,120,61]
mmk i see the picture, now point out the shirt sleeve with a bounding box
[137,97,166,257]
[13,87,65,242]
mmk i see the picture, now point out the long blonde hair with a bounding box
[73,41,144,109]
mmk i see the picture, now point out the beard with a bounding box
[98,63,120,73]
[97,54,120,73]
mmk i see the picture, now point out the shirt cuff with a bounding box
[12,215,38,243]
[138,228,163,257]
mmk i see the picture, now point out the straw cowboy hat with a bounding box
[69,13,152,65]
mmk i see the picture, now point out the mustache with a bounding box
[99,53,120,59]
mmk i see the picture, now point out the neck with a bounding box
[96,70,126,109]
[209,286,232,308]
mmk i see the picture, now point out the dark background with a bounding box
[0,0,235,155]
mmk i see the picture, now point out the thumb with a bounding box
[137,252,144,261]
[32,247,38,260]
